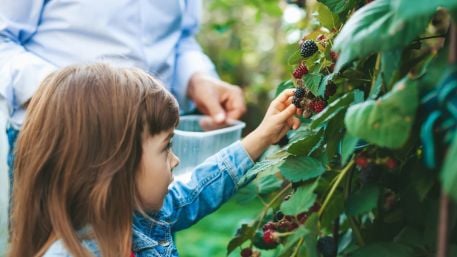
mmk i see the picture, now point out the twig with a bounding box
[319,159,355,218]
[414,34,448,41]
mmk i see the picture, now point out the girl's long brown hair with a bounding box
[8,63,179,257]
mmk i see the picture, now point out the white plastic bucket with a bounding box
[172,115,245,179]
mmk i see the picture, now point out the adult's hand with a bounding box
[187,72,246,129]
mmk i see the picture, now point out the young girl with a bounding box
[8,63,300,257]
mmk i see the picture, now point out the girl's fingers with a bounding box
[272,89,295,106]
[276,104,297,123]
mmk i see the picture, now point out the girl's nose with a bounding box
[171,151,180,170]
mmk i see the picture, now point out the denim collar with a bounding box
[132,225,158,251]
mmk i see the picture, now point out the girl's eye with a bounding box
[163,140,173,152]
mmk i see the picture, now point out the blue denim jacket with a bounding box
[42,141,254,257]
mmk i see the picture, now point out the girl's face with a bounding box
[136,128,180,211]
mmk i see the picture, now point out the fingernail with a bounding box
[214,113,226,123]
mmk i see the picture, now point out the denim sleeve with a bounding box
[161,141,254,231]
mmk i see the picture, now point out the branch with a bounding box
[319,159,355,218]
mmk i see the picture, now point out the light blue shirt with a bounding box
[42,141,255,257]
[0,0,217,128]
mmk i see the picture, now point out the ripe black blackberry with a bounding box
[294,87,306,98]
[292,96,302,108]
[273,211,285,222]
[317,236,337,257]
[300,40,318,58]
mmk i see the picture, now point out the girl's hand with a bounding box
[242,89,301,160]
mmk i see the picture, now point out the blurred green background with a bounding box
[196,0,307,133]
[175,1,305,256]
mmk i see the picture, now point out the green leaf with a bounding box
[390,0,457,24]
[310,91,359,129]
[333,0,430,71]
[317,0,351,14]
[275,80,295,97]
[324,111,346,160]
[394,227,424,248]
[341,133,359,164]
[314,2,341,30]
[441,132,457,202]
[381,49,403,90]
[346,185,380,216]
[281,181,318,215]
[280,156,326,183]
[257,174,284,195]
[344,77,419,149]
[287,129,324,155]
[240,153,289,185]
[348,242,415,257]
[303,73,324,97]
[227,223,257,255]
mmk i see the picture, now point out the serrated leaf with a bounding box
[333,0,430,71]
[287,129,324,155]
[348,242,415,257]
[281,181,318,215]
[303,73,324,96]
[344,77,418,149]
[346,185,380,216]
[240,154,288,185]
[280,156,325,183]
[310,91,358,129]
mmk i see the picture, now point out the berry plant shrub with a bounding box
[228,1,457,257]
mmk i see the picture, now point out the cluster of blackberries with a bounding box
[355,151,398,185]
[293,87,328,118]
[249,203,320,252]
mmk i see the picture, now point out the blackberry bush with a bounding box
[228,1,457,257]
